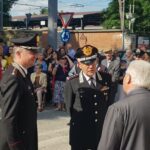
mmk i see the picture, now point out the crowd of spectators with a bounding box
[0,40,150,112]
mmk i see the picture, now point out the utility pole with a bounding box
[48,0,58,50]
[128,4,132,31]
[0,0,3,31]
[118,0,125,50]
[126,0,135,33]
[131,0,135,33]
[25,13,32,30]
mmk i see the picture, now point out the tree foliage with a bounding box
[40,8,48,15]
[134,0,150,34]
[102,0,150,34]
[101,0,120,29]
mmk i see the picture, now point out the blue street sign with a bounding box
[60,29,70,43]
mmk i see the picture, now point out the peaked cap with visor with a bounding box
[75,45,98,65]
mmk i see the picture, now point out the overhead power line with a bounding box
[3,1,48,8]
[69,4,84,7]
[9,0,111,16]
[14,2,48,8]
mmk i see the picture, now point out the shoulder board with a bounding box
[67,74,79,81]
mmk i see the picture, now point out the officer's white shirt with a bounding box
[83,72,96,87]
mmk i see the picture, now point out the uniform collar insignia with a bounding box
[79,71,84,83]
[12,62,26,78]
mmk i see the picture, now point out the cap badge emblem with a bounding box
[83,46,92,56]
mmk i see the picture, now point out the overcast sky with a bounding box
[10,0,111,16]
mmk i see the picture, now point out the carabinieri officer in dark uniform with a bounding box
[0,39,39,150]
[64,45,109,150]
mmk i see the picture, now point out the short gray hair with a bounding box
[12,46,24,60]
[126,60,150,89]
[13,46,23,54]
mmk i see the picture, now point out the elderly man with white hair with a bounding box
[125,49,134,66]
[97,60,150,150]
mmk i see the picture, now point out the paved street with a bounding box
[38,108,70,150]
[0,107,70,150]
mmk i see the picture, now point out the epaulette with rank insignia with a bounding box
[67,74,79,80]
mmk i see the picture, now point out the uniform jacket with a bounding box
[0,63,38,150]
[98,88,150,150]
[30,72,47,88]
[64,71,109,149]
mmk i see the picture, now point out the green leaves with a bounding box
[4,0,18,12]
[40,8,48,15]
[101,0,150,33]
[3,0,19,26]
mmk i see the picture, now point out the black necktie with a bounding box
[89,77,96,88]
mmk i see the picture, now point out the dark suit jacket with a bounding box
[0,63,38,150]
[64,71,109,149]
[97,88,150,150]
